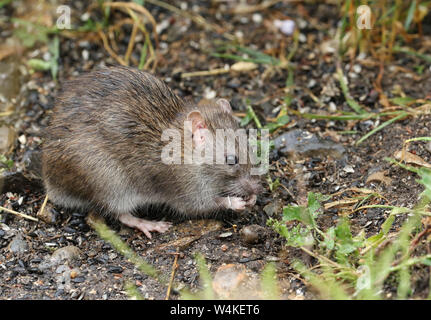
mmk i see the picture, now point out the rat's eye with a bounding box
[226,154,238,165]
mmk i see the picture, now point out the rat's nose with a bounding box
[241,177,263,195]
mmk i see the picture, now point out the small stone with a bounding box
[37,202,58,224]
[343,165,355,173]
[218,232,232,238]
[252,13,262,24]
[240,225,266,244]
[72,276,85,283]
[426,142,431,154]
[240,16,249,24]
[55,264,67,274]
[221,244,228,252]
[81,12,90,21]
[307,79,316,88]
[274,19,296,36]
[8,233,28,254]
[204,88,216,100]
[234,30,244,39]
[18,134,26,145]
[82,50,89,61]
[298,33,307,43]
[212,264,247,298]
[51,246,82,264]
[265,256,280,262]
[353,64,362,74]
[263,200,282,217]
[70,269,79,279]
[329,102,337,113]
[107,265,123,273]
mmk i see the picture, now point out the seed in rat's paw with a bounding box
[240,224,266,244]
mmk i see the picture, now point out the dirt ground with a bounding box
[0,0,430,300]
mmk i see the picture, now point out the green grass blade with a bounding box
[404,0,416,31]
[337,68,366,114]
[393,46,431,63]
[356,112,408,145]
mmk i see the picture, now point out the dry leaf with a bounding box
[0,46,16,61]
[324,199,359,210]
[394,150,431,168]
[366,171,393,186]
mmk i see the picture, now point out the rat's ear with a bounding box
[187,110,206,132]
[216,98,232,114]
[187,110,207,148]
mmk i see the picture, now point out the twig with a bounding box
[125,21,139,65]
[165,247,180,300]
[181,68,229,78]
[144,0,229,37]
[0,205,38,222]
[104,1,158,47]
[300,246,344,270]
[38,194,49,218]
[408,224,431,255]
[0,111,13,117]
[231,0,282,14]
[98,30,127,66]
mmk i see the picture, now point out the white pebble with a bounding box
[156,19,170,34]
[18,134,26,145]
[307,79,316,88]
[80,12,90,21]
[252,13,262,24]
[43,52,51,61]
[353,64,362,74]
[299,33,307,43]
[235,30,244,39]
[274,19,296,36]
[240,16,249,24]
[329,102,337,113]
[343,165,355,173]
[82,49,89,61]
[204,88,216,100]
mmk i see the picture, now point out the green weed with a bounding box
[268,161,431,299]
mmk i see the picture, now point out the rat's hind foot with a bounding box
[119,212,172,239]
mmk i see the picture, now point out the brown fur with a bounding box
[42,66,261,220]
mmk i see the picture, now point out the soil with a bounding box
[0,0,430,300]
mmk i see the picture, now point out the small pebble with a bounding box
[51,245,82,264]
[353,64,362,74]
[240,225,266,244]
[107,265,123,273]
[329,102,337,113]
[274,19,296,36]
[71,276,85,283]
[204,87,216,100]
[82,50,89,61]
[9,234,28,254]
[218,232,232,238]
[252,13,262,24]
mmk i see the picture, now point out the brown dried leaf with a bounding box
[394,150,431,169]
[366,171,393,186]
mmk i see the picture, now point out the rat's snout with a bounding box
[240,176,263,197]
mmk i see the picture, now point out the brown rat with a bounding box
[42,66,262,238]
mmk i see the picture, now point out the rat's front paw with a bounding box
[217,196,247,211]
